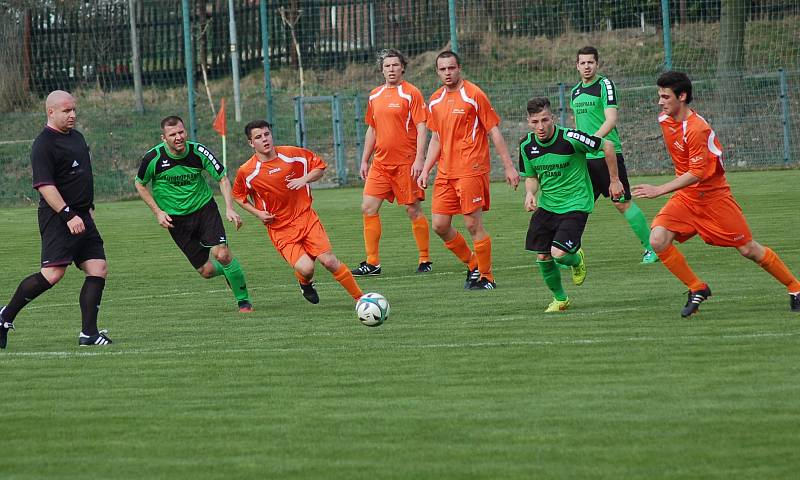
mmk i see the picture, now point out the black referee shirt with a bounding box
[31,126,94,211]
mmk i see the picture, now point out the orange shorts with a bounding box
[652,193,752,247]
[268,211,332,267]
[363,162,425,205]
[431,174,490,215]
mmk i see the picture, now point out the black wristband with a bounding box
[59,205,77,223]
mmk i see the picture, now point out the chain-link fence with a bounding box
[1,0,798,203]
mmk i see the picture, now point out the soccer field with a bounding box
[2,171,799,479]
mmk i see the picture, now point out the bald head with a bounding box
[46,90,77,133]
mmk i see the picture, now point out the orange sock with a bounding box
[759,247,800,292]
[657,244,705,291]
[333,264,364,300]
[474,236,493,282]
[294,270,311,285]
[411,215,431,263]
[444,231,474,267]
[363,214,381,266]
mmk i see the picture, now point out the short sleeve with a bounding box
[410,87,427,125]
[364,97,376,128]
[30,137,55,188]
[195,143,226,181]
[601,77,618,108]
[308,149,328,171]
[685,124,719,181]
[475,88,500,132]
[136,149,157,184]
[231,166,249,203]
[518,136,535,178]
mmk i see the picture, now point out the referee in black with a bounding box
[0,90,111,348]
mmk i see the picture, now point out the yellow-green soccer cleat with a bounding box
[641,249,660,264]
[571,248,587,286]
[545,298,570,313]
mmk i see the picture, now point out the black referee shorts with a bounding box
[168,198,228,269]
[39,209,106,268]
[525,208,589,254]
[588,153,632,202]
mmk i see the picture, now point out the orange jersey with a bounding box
[427,80,500,179]
[365,80,427,166]
[232,146,327,230]
[659,109,731,202]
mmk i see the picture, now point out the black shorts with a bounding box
[168,198,228,269]
[39,209,106,268]
[588,153,632,202]
[525,209,589,254]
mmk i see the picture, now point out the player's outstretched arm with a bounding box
[218,177,242,230]
[601,141,623,200]
[360,126,376,180]
[488,126,520,189]
[632,172,701,199]
[524,177,540,212]
[418,132,441,189]
[134,181,173,229]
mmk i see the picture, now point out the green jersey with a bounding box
[570,75,622,159]
[518,126,605,214]
[136,141,226,216]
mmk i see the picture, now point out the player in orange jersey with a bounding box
[417,50,520,290]
[633,71,800,316]
[232,120,364,305]
[352,48,432,277]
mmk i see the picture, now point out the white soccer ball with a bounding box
[356,293,390,327]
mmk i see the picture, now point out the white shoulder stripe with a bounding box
[278,153,312,195]
[245,160,261,189]
[658,114,669,123]
[459,86,480,141]
[397,84,413,131]
[428,89,447,112]
[368,85,387,102]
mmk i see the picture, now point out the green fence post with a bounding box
[354,94,364,166]
[779,69,792,166]
[333,94,346,185]
[181,0,197,140]
[259,0,274,136]
[294,96,303,146]
[448,0,458,53]
[558,82,567,126]
[661,0,672,71]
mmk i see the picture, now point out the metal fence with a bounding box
[0,0,798,203]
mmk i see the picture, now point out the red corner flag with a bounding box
[212,98,226,136]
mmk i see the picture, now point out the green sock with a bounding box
[209,259,225,278]
[222,257,250,302]
[623,202,654,250]
[554,252,580,267]
[537,259,568,301]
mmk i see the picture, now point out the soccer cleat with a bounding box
[78,329,112,346]
[300,282,320,304]
[351,261,381,276]
[641,249,660,264]
[416,261,433,273]
[464,268,480,289]
[238,300,254,313]
[469,277,496,290]
[571,249,587,286]
[681,284,712,318]
[790,293,800,313]
[1,306,14,349]
[544,298,570,313]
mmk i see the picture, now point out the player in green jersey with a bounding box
[134,116,253,313]
[519,97,623,313]
[571,46,658,264]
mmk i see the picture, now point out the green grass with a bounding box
[2,171,800,479]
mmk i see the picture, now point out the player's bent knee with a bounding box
[737,241,763,261]
[40,267,66,285]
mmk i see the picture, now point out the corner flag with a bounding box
[212,98,227,168]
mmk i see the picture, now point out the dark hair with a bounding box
[160,115,184,130]
[436,50,460,67]
[526,97,552,115]
[244,119,272,139]
[378,48,407,73]
[657,71,693,104]
[576,46,599,62]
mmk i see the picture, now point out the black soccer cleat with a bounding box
[469,277,497,290]
[681,285,712,318]
[1,306,14,350]
[790,293,800,313]
[464,268,480,289]
[78,329,112,346]
[238,300,254,313]
[416,261,433,273]
[351,261,381,276]
[300,282,320,304]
